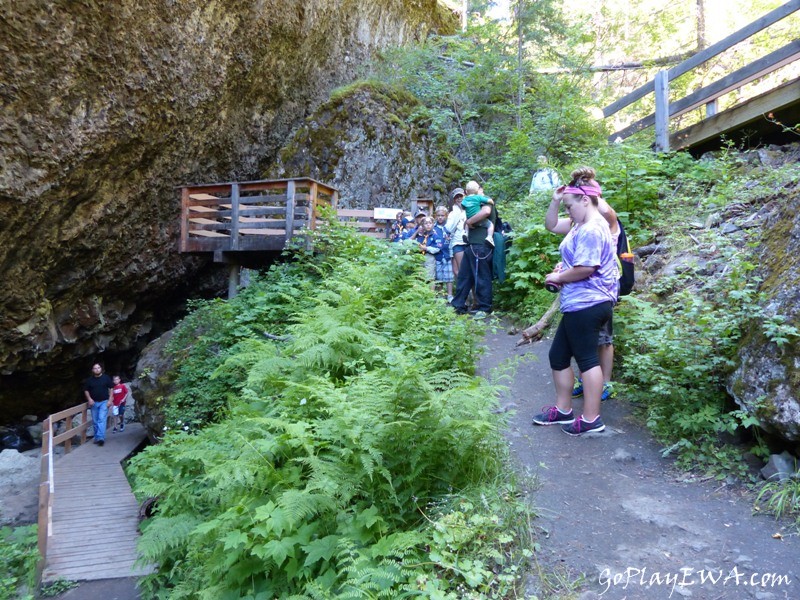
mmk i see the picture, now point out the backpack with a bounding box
[494,211,513,249]
[616,219,635,296]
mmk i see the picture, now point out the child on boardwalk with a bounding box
[111,375,129,432]
[461,181,495,246]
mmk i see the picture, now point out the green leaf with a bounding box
[302,535,340,567]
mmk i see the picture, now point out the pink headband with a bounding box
[564,180,602,197]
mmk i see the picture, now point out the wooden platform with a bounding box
[41,423,155,582]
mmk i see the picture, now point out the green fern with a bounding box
[129,223,531,599]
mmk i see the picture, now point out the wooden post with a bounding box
[64,418,72,454]
[80,405,87,445]
[228,262,240,299]
[285,180,295,244]
[230,183,240,251]
[179,187,190,252]
[37,419,50,559]
[654,70,670,153]
[309,181,319,231]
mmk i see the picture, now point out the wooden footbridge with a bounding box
[37,404,153,583]
[605,0,800,153]
[178,177,428,297]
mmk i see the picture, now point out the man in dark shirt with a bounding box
[83,363,113,446]
[450,196,496,317]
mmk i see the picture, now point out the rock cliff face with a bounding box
[728,182,800,444]
[266,81,463,208]
[0,0,456,419]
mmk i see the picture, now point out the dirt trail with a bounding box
[479,322,799,600]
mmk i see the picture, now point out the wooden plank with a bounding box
[341,221,381,229]
[239,228,286,236]
[48,538,140,554]
[603,0,800,117]
[671,77,800,150]
[189,217,223,225]
[187,205,219,213]
[188,193,221,200]
[43,423,149,584]
[238,206,290,216]
[337,209,375,218]
[236,194,288,204]
[189,230,229,238]
[49,404,89,422]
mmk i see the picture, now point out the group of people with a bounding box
[79,166,620,443]
[83,363,131,446]
[527,166,621,437]
[389,180,501,315]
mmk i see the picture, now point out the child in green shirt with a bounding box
[461,180,494,246]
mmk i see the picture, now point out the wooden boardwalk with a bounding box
[42,422,155,583]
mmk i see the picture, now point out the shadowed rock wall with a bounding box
[0,0,456,418]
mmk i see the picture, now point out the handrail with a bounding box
[603,0,800,118]
[611,40,800,141]
[603,0,800,150]
[179,177,339,254]
[37,403,90,570]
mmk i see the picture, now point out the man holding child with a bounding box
[450,180,496,318]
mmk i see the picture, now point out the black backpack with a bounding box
[617,219,634,296]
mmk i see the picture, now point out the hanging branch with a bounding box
[516,297,560,346]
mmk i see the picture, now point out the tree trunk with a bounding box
[696,0,707,50]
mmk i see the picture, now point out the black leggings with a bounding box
[549,302,613,373]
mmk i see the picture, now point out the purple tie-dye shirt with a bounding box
[558,213,619,312]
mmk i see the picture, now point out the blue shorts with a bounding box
[452,245,466,255]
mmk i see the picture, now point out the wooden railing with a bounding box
[604,0,800,151]
[37,403,91,564]
[336,209,390,238]
[179,178,339,253]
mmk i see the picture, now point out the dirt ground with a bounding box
[480,321,799,600]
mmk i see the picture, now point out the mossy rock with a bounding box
[265,80,465,210]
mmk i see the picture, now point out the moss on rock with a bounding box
[265,80,464,209]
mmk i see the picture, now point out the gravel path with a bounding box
[480,321,799,600]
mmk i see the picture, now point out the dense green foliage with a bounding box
[612,154,800,477]
[366,22,607,204]
[0,525,37,600]
[130,222,533,599]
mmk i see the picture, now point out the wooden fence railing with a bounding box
[604,0,800,151]
[179,178,339,253]
[37,403,91,566]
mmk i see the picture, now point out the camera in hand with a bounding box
[545,282,561,293]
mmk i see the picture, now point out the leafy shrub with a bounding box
[130,223,532,598]
[755,478,800,528]
[609,152,786,475]
[0,525,37,600]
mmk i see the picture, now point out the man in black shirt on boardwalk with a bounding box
[83,363,113,446]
